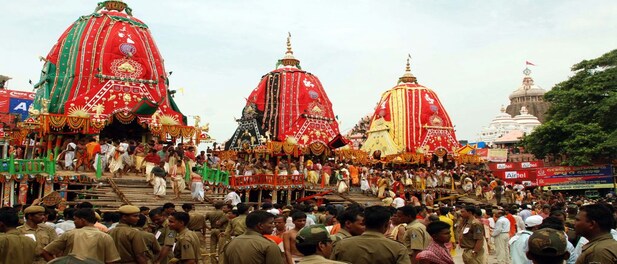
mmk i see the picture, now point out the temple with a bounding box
[29,0,193,141]
[225,34,346,155]
[361,55,461,161]
[505,67,550,122]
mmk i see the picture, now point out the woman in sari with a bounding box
[170,159,186,199]
[416,221,455,264]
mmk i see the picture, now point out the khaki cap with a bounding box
[118,205,140,214]
[24,205,45,214]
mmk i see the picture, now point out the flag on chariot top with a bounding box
[526,61,536,66]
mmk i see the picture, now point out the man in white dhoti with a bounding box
[64,140,76,170]
[107,144,125,177]
[190,168,204,202]
[97,140,111,173]
[224,188,242,206]
[151,161,167,199]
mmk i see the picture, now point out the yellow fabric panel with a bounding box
[391,86,407,149]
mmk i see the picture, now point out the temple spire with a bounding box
[398,53,417,84]
[104,0,127,12]
[281,32,299,67]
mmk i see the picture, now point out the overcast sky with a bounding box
[1,0,615,144]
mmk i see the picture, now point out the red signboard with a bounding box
[537,175,612,185]
[0,89,35,129]
[0,89,36,100]
[535,165,611,178]
[488,161,544,171]
[492,169,538,186]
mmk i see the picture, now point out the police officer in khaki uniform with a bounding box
[223,203,248,239]
[222,210,284,264]
[42,208,121,263]
[332,206,410,264]
[183,204,206,263]
[296,225,346,264]
[168,211,202,264]
[397,205,429,263]
[526,228,571,264]
[136,214,161,262]
[183,203,206,236]
[109,205,149,264]
[150,207,176,264]
[0,207,37,264]
[16,205,58,264]
[206,202,228,264]
[458,205,484,264]
[333,208,364,242]
[574,204,617,264]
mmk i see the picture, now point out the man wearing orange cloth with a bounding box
[85,137,101,172]
[348,164,359,186]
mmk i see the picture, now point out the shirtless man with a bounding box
[283,211,307,264]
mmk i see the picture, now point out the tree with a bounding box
[523,49,617,165]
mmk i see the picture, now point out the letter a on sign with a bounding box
[13,102,27,111]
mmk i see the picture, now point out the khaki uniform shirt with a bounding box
[154,223,176,264]
[221,230,284,264]
[331,230,410,264]
[298,254,346,264]
[459,218,484,249]
[0,230,37,264]
[206,210,226,229]
[172,228,201,262]
[140,230,161,261]
[333,228,352,242]
[43,226,121,263]
[575,233,617,264]
[16,223,58,263]
[108,223,148,263]
[403,220,430,252]
[225,214,247,237]
[187,211,206,231]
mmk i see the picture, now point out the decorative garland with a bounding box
[180,127,194,138]
[90,119,107,131]
[309,142,326,155]
[282,142,296,155]
[115,112,135,124]
[67,116,87,131]
[48,115,68,130]
[164,125,181,137]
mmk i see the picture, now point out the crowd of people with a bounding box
[1,186,617,264]
[56,138,204,178]
[3,139,617,264]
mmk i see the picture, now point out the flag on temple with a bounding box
[526,61,536,66]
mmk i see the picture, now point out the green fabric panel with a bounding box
[167,93,187,124]
[132,98,159,115]
[108,15,148,29]
[32,62,56,111]
[49,17,89,114]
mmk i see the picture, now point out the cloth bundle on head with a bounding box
[525,215,543,228]
[528,228,567,256]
